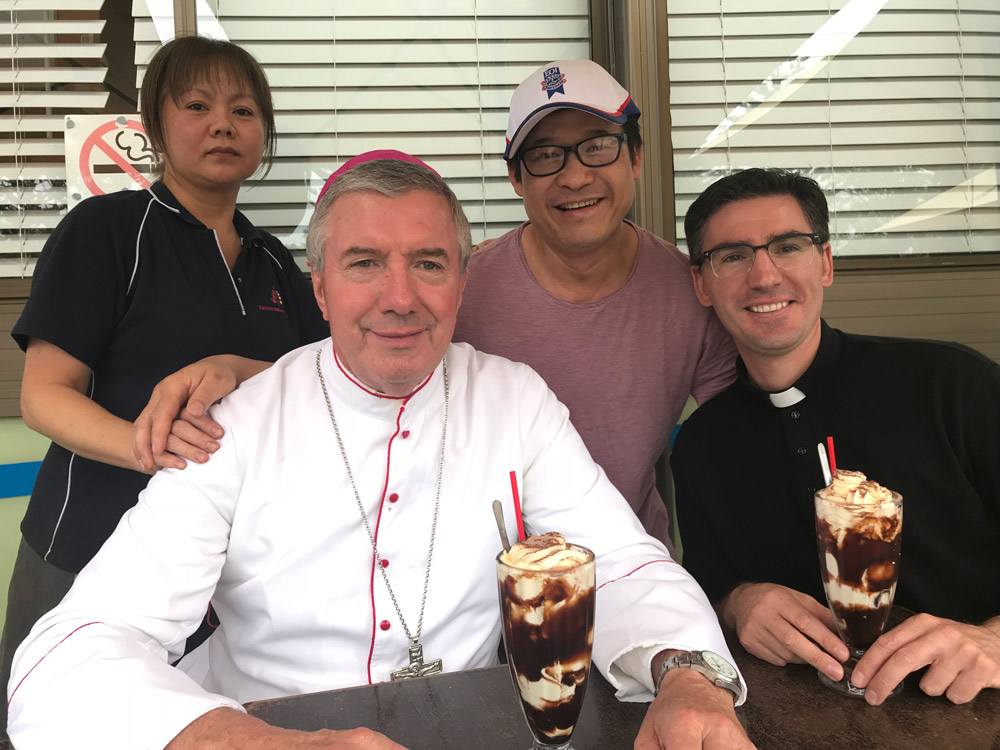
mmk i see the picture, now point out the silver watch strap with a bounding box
[655,651,683,695]
[655,650,741,700]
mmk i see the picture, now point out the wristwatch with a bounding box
[655,650,744,703]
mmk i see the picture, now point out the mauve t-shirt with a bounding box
[453,222,737,548]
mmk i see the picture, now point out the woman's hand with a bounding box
[133,355,272,471]
[21,340,271,475]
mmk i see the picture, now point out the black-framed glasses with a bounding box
[519,133,628,177]
[702,233,822,279]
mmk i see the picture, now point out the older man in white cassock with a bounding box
[8,156,753,750]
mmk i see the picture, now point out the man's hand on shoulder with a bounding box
[166,707,407,750]
[719,582,848,681]
[851,613,1000,705]
[634,669,753,750]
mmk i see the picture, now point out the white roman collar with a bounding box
[317,341,444,421]
[768,386,806,408]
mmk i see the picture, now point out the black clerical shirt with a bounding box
[671,322,1000,625]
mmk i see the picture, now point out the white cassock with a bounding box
[8,341,742,750]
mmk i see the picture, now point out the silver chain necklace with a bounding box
[315,348,447,680]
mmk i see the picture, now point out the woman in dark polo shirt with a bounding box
[0,36,327,724]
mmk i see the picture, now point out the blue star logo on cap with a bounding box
[540,66,566,99]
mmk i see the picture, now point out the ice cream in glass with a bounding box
[814,470,903,698]
[496,533,596,749]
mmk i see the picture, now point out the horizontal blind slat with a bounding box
[2,4,588,275]
[213,0,585,14]
[669,4,999,258]
[133,39,589,63]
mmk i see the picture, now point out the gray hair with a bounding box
[306,159,473,273]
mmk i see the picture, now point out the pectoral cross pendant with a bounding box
[390,643,443,681]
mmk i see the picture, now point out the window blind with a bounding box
[135,0,592,257]
[0,0,108,276]
[668,0,1000,258]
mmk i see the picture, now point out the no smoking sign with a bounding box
[65,115,155,209]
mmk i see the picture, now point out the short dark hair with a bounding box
[506,113,643,183]
[684,168,830,265]
[139,35,276,177]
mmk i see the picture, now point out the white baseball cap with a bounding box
[503,59,641,161]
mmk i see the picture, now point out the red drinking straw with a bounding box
[826,436,838,474]
[509,470,525,541]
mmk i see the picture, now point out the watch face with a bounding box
[702,651,738,679]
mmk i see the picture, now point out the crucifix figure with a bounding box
[390,643,443,681]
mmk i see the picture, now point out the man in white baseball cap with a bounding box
[453,60,737,552]
[501,58,641,160]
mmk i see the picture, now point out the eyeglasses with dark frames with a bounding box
[701,233,822,279]
[518,133,628,177]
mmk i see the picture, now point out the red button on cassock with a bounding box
[388,493,399,503]
[381,558,389,568]
[380,620,391,631]
[401,430,411,439]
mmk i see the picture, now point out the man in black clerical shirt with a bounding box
[671,168,1000,706]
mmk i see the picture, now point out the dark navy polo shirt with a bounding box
[13,182,329,572]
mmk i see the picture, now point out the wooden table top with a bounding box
[241,630,1000,749]
[245,663,642,748]
[4,630,997,748]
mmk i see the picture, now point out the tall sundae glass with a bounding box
[814,470,903,698]
[496,533,596,749]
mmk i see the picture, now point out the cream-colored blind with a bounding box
[669,0,1000,258]
[135,0,592,256]
[0,0,108,276]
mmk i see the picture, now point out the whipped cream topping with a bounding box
[823,469,895,505]
[501,532,590,571]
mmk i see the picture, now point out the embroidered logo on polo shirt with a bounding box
[541,66,566,99]
[258,286,287,315]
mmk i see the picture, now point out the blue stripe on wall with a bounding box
[669,424,682,451]
[0,429,693,500]
[0,461,40,499]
